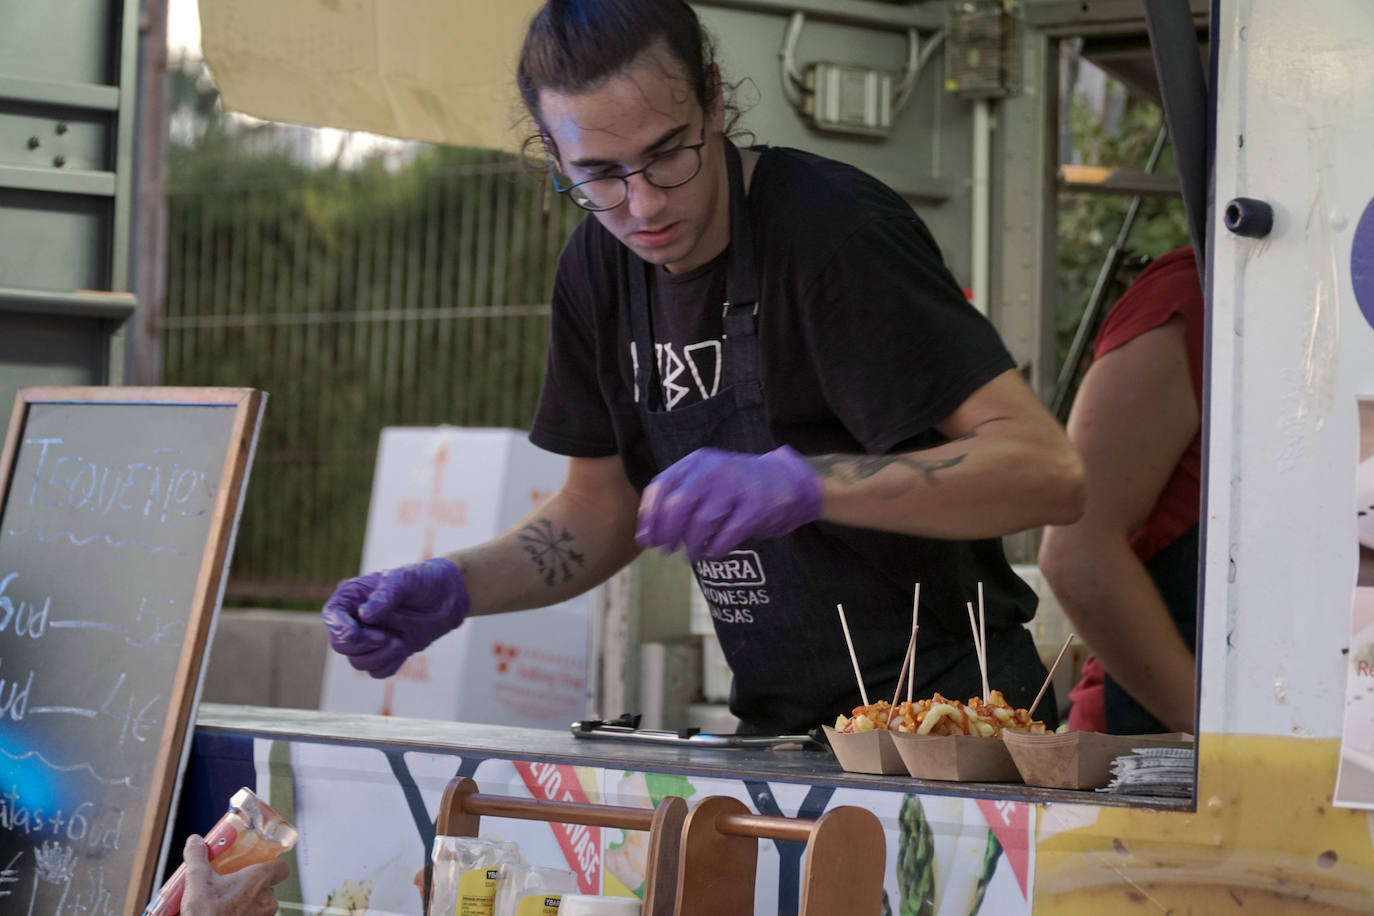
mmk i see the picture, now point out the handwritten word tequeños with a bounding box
[23,439,213,525]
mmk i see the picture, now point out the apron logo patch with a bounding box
[695,550,769,624]
[694,550,766,586]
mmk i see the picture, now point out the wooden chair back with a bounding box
[436,776,687,916]
[673,798,886,916]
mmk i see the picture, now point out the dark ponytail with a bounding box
[517,0,735,134]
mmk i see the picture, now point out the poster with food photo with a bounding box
[1335,398,1374,807]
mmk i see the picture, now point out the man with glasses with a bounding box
[323,0,1085,736]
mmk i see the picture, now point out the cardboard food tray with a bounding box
[1002,731,1193,790]
[822,725,908,775]
[889,732,1023,782]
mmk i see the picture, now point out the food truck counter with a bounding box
[192,703,1191,810]
[170,703,1194,916]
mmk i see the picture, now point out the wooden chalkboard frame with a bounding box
[0,386,265,916]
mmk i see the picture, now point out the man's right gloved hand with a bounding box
[321,557,469,678]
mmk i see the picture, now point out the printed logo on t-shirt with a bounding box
[628,340,721,408]
[694,549,769,624]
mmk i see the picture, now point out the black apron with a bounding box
[626,140,1052,734]
[1103,524,1200,735]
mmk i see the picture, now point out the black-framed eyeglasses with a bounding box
[549,125,708,212]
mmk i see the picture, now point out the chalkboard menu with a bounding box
[0,387,264,916]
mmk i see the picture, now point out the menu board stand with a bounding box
[0,387,264,916]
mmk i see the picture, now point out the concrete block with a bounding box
[202,609,329,709]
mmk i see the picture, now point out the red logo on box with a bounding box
[493,643,519,674]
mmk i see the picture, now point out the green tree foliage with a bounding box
[163,59,583,601]
[1055,83,1190,371]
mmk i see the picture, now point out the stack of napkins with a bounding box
[1097,745,1195,798]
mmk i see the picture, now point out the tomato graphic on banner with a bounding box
[514,762,602,894]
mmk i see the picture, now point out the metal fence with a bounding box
[163,151,587,603]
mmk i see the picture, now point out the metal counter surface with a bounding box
[195,703,1191,811]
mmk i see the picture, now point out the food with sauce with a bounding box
[834,690,1051,737]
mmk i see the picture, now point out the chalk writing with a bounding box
[0,852,18,898]
[0,659,33,721]
[1,525,190,560]
[28,707,96,719]
[30,841,77,916]
[22,439,213,526]
[1,788,125,855]
[33,843,77,885]
[46,595,183,648]
[127,595,182,648]
[97,674,159,746]
[44,621,120,633]
[0,748,132,790]
[0,573,48,639]
[65,863,117,916]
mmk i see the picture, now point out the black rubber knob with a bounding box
[1225,197,1273,238]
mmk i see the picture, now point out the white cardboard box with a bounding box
[319,427,591,727]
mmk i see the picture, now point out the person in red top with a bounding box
[1039,247,1204,735]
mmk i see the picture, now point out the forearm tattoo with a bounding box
[807,452,967,487]
[518,518,586,586]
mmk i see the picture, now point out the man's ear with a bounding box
[522,132,562,171]
[540,132,561,165]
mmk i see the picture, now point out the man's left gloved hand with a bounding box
[636,445,823,561]
[320,557,469,678]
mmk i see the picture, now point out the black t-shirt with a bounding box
[531,145,1016,486]
[645,252,727,411]
[530,146,1040,729]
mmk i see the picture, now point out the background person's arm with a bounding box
[452,453,642,615]
[807,368,1086,538]
[1037,318,1199,734]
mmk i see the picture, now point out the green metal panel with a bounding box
[0,0,139,404]
[0,311,108,395]
[0,189,110,291]
[0,0,120,85]
[0,99,112,172]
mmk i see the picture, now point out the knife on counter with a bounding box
[571,716,823,749]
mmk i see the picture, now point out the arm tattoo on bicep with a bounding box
[518,518,586,586]
[807,452,968,486]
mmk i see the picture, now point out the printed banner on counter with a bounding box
[1336,397,1374,808]
[513,762,601,895]
[182,735,1036,915]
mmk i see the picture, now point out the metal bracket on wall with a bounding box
[779,11,942,138]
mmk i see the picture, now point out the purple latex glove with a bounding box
[636,445,823,561]
[321,557,469,678]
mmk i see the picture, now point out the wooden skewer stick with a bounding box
[888,628,918,716]
[908,583,921,704]
[966,601,988,702]
[964,601,982,658]
[836,603,869,707]
[1028,633,1076,719]
[977,582,989,702]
